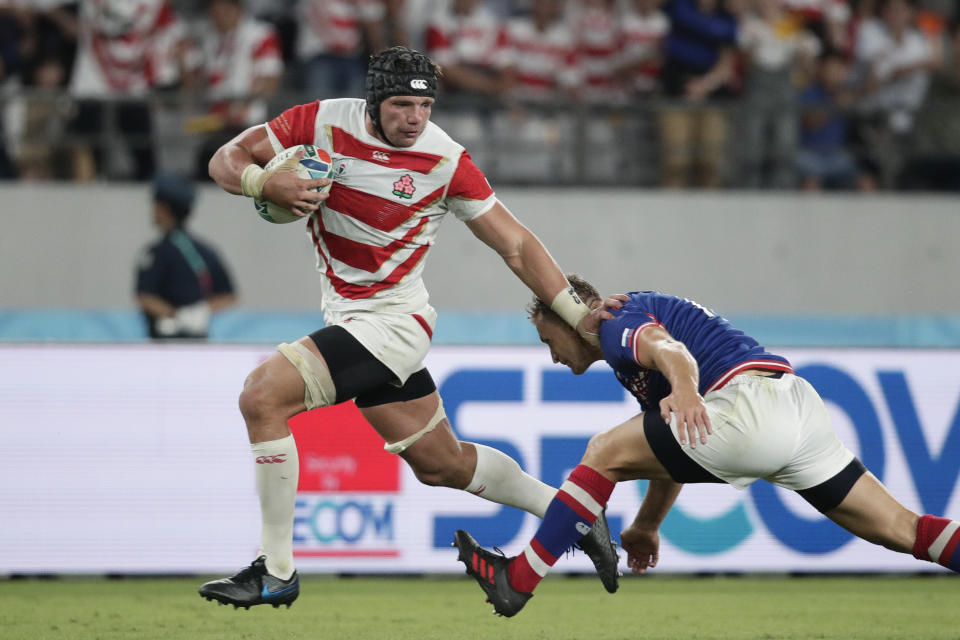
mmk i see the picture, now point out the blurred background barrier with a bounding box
[2,184,959,345]
[2,343,958,574]
[4,310,960,347]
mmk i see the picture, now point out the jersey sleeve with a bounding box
[446,151,497,222]
[600,309,663,366]
[267,100,320,149]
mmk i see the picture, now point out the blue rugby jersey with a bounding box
[598,291,793,411]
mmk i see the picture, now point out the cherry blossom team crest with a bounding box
[392,174,416,199]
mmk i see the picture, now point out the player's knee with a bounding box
[583,430,613,463]
[582,430,621,476]
[238,367,283,425]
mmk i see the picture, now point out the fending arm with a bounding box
[465,202,597,341]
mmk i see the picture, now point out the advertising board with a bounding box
[1,345,957,574]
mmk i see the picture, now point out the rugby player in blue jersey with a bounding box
[454,275,960,617]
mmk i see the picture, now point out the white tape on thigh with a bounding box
[277,342,336,410]
[384,399,446,454]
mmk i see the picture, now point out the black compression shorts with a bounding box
[307,325,437,407]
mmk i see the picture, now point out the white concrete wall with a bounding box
[1,183,957,314]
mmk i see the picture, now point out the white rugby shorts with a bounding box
[669,373,855,491]
[325,304,437,385]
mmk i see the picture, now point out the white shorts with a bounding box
[657,373,856,492]
[324,304,437,385]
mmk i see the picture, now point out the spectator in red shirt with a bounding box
[185,0,283,180]
[295,0,385,97]
[617,0,670,97]
[569,0,624,105]
[67,0,190,180]
[498,0,580,104]
[425,0,509,100]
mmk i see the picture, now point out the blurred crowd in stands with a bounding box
[1,0,958,190]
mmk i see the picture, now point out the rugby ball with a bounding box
[254,144,334,224]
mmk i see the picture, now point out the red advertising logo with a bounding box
[288,402,400,493]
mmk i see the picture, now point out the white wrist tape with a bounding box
[550,285,600,346]
[240,164,269,198]
[550,286,591,329]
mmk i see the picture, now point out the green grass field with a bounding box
[2,575,958,640]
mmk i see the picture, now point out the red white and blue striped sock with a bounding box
[508,465,615,593]
[913,514,960,572]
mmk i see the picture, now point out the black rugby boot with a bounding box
[576,508,621,593]
[198,556,299,609]
[453,529,532,617]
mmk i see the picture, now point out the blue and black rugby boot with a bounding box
[199,556,299,609]
[576,508,621,593]
[453,529,532,617]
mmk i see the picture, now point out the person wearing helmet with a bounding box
[198,46,620,609]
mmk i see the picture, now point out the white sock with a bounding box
[464,443,555,518]
[252,434,298,580]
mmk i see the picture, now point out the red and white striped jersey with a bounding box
[192,18,283,125]
[620,6,669,94]
[70,0,186,97]
[497,16,580,102]
[425,3,505,69]
[568,2,624,103]
[782,0,851,25]
[265,98,497,315]
[296,0,385,60]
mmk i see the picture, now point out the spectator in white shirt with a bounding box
[852,0,940,186]
[737,0,820,188]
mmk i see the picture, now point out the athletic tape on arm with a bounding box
[240,164,269,198]
[550,286,600,346]
[277,341,336,409]
[383,399,446,454]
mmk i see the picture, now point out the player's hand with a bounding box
[684,77,710,102]
[261,150,333,217]
[660,389,712,448]
[620,523,660,574]
[578,306,604,338]
[597,294,628,320]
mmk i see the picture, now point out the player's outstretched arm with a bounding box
[465,202,595,340]
[465,201,568,298]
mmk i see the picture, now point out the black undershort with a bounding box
[796,458,867,513]
[643,410,867,512]
[643,411,726,484]
[307,325,437,408]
